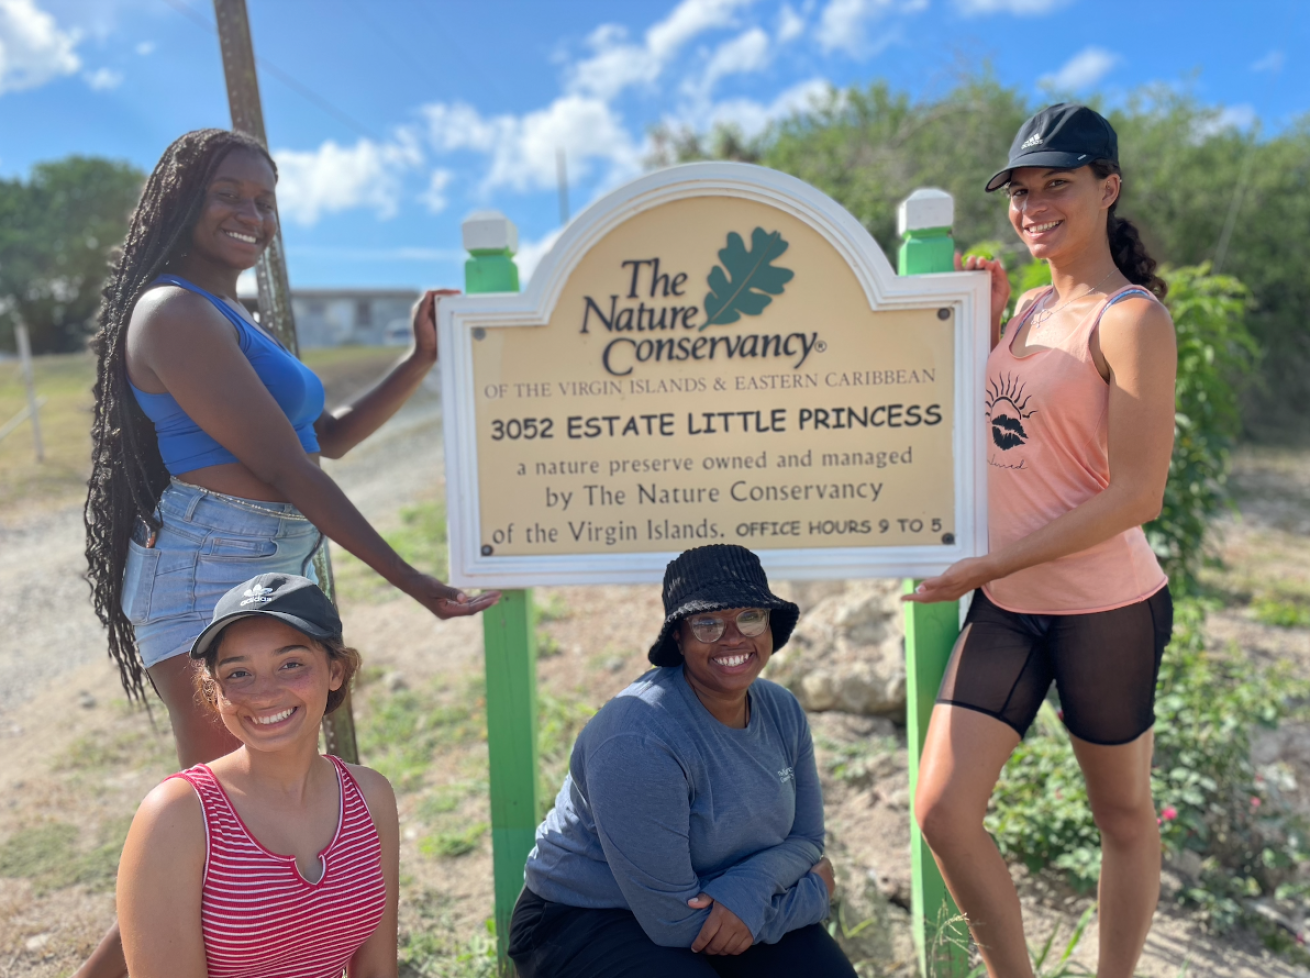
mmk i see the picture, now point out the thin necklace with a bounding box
[1029,270,1118,329]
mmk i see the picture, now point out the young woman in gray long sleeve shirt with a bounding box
[510,545,857,978]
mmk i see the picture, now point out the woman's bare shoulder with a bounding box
[130,776,205,847]
[342,762,398,819]
[1099,290,1175,339]
[129,284,235,344]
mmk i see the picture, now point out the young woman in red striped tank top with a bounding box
[905,105,1177,977]
[115,574,398,978]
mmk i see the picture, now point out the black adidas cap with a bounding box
[189,573,342,659]
[985,103,1118,193]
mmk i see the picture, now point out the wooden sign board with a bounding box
[439,163,989,587]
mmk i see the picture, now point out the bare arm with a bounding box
[907,296,1176,604]
[316,290,450,460]
[348,766,400,978]
[132,291,496,618]
[118,779,209,978]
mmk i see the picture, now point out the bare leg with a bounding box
[76,655,239,978]
[1070,730,1159,978]
[915,703,1032,978]
[71,922,127,978]
[148,652,241,768]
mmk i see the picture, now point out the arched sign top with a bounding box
[439,162,989,587]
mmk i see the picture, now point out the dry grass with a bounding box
[0,346,402,516]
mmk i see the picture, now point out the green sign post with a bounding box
[462,212,539,972]
[898,188,969,976]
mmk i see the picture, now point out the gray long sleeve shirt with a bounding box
[523,665,829,947]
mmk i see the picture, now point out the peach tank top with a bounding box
[982,284,1167,614]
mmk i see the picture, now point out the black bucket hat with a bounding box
[190,573,342,659]
[985,102,1118,193]
[648,545,800,668]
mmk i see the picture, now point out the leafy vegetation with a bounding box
[1149,265,1260,588]
[652,73,1310,441]
[987,597,1310,933]
[0,157,144,353]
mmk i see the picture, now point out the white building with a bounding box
[239,288,420,348]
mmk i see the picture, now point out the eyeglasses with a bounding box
[685,608,770,644]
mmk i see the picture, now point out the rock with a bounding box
[765,580,906,718]
[1168,849,1203,882]
[78,690,96,709]
[24,934,51,952]
[384,671,408,693]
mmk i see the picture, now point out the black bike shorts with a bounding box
[937,586,1173,746]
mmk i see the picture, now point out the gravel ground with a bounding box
[0,389,442,720]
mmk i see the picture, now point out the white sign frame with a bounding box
[439,162,989,588]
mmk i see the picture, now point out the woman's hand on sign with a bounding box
[955,251,1010,347]
[902,556,997,605]
[687,893,753,955]
[411,289,458,365]
[811,856,836,898]
[404,572,500,619]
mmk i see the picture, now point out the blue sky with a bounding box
[2,0,1306,290]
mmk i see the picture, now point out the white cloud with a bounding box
[687,26,770,99]
[1251,50,1284,73]
[1193,103,1257,139]
[515,228,564,286]
[777,3,805,42]
[422,95,641,194]
[1041,46,1118,90]
[421,169,453,213]
[273,135,422,225]
[83,66,121,90]
[955,0,1069,13]
[135,40,153,56]
[815,0,913,57]
[0,0,81,96]
[567,0,755,100]
[703,76,831,138]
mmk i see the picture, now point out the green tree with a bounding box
[0,157,143,353]
[654,74,1310,442]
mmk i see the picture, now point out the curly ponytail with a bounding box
[1090,160,1167,299]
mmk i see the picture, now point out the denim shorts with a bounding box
[121,479,322,668]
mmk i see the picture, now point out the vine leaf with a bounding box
[702,228,794,330]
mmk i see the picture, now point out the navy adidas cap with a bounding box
[985,103,1118,193]
[189,573,341,658]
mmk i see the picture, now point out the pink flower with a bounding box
[1251,796,1262,809]
[1161,806,1178,822]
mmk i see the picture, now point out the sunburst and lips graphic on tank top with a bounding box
[986,373,1037,467]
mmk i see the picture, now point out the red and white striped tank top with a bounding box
[170,756,387,978]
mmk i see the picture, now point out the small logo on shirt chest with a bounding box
[778,766,794,785]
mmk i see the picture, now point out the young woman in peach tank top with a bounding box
[905,105,1177,978]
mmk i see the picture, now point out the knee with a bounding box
[1091,797,1157,848]
[915,788,979,852]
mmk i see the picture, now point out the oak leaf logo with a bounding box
[702,228,794,330]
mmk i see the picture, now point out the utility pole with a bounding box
[212,0,357,763]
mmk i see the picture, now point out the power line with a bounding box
[158,0,382,142]
[339,0,445,99]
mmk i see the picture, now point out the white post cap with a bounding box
[897,188,954,235]
[462,211,519,254]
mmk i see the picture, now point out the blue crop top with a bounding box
[129,275,325,475]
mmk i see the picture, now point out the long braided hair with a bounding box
[1090,159,1168,300]
[85,129,277,700]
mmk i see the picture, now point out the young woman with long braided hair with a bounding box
[905,104,1176,976]
[77,129,497,977]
